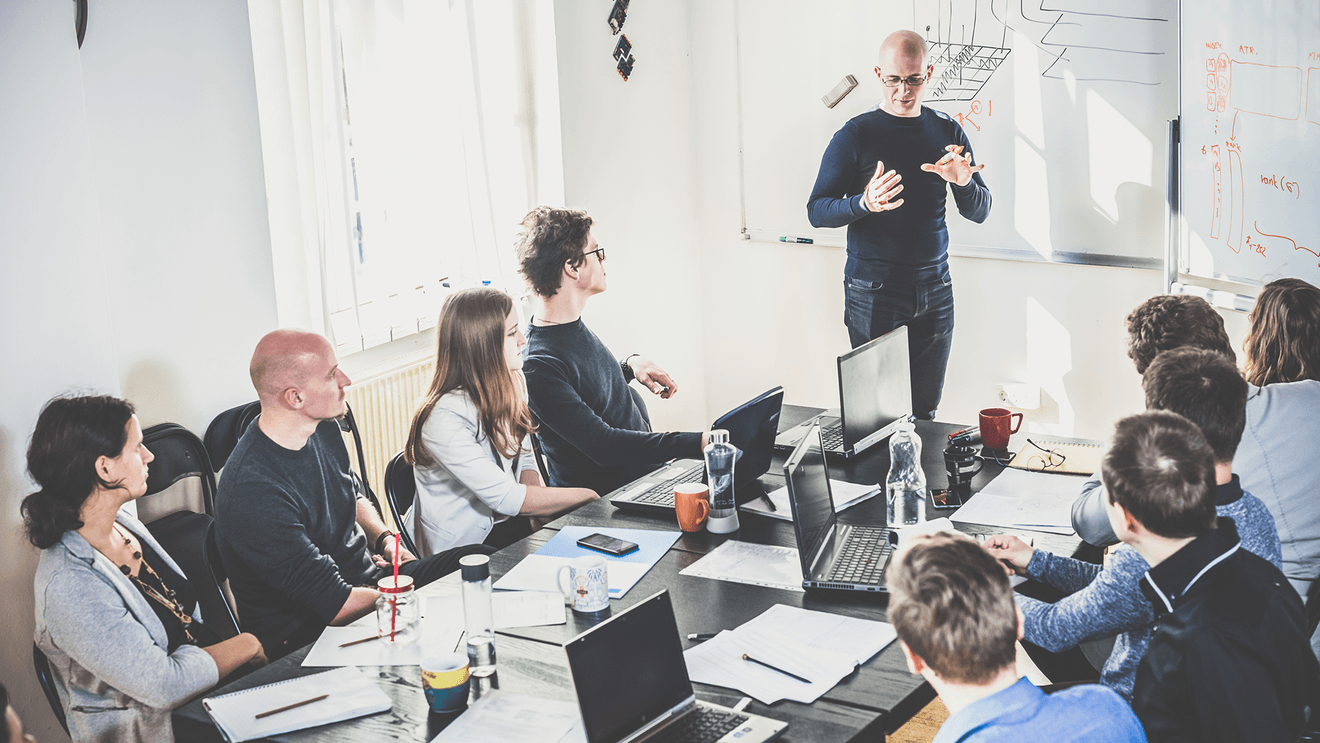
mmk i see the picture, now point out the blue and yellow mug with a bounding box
[421,652,469,713]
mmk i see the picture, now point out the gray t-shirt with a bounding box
[215,419,375,650]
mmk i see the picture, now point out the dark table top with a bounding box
[174,405,1097,742]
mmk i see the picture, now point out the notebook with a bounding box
[610,387,783,513]
[784,424,897,592]
[201,666,391,742]
[564,590,787,743]
[1006,439,1104,476]
[774,325,913,458]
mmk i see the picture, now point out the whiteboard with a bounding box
[1178,0,1320,289]
[736,0,1177,266]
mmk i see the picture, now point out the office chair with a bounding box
[140,422,218,522]
[32,643,69,735]
[146,511,241,641]
[384,451,418,555]
[203,400,261,473]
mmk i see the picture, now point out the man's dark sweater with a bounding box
[807,106,990,283]
[215,419,374,652]
[523,319,703,496]
[1132,517,1318,742]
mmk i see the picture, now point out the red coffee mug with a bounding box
[674,484,711,532]
[979,407,1023,450]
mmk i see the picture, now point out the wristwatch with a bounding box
[374,530,396,554]
[621,353,640,382]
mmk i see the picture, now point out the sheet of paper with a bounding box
[684,629,856,704]
[949,468,1082,535]
[740,479,881,521]
[425,592,567,630]
[740,604,896,666]
[203,667,391,742]
[678,540,804,592]
[303,596,466,667]
[428,692,581,743]
[493,526,679,598]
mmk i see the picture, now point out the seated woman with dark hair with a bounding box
[25,396,266,743]
[404,288,597,554]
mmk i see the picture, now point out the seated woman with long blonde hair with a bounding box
[404,288,597,554]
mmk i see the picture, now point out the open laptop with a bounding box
[564,590,787,743]
[775,325,913,458]
[785,424,897,592]
[610,387,783,513]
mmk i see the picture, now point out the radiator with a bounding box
[344,359,435,530]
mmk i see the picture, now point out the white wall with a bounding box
[0,2,275,739]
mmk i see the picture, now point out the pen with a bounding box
[760,494,778,512]
[687,633,717,641]
[255,694,330,719]
[453,631,467,652]
[338,633,383,648]
[742,653,811,683]
[779,236,814,244]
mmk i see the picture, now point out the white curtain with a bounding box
[249,0,563,354]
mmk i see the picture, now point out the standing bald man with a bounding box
[808,30,991,420]
[215,330,492,659]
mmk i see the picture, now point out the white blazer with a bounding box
[405,389,538,555]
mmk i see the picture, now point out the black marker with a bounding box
[779,236,814,244]
[687,633,717,642]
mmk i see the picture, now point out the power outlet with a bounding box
[995,383,1040,410]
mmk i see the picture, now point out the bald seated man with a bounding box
[215,330,493,659]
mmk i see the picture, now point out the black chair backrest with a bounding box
[340,402,383,517]
[384,451,418,555]
[141,423,217,520]
[204,400,261,473]
[145,511,241,641]
[32,643,69,734]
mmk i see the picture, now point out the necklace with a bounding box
[112,524,197,645]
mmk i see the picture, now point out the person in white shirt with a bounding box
[404,288,597,554]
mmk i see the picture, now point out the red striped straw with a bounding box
[391,533,401,640]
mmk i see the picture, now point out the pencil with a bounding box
[742,653,810,683]
[255,694,330,719]
[338,633,382,648]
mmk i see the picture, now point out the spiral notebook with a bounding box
[1006,440,1104,476]
[201,666,391,742]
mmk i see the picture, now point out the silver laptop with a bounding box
[564,590,787,743]
[785,424,897,592]
[610,387,783,513]
[775,325,913,458]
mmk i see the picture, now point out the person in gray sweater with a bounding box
[26,396,265,743]
[984,348,1281,699]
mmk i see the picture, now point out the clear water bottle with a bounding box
[460,554,498,701]
[886,422,927,526]
[704,429,739,534]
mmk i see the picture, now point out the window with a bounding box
[250,0,563,355]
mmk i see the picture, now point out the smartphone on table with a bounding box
[576,532,640,556]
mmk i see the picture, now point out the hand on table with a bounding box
[863,161,904,213]
[630,356,678,399]
[981,534,1034,576]
[921,144,985,187]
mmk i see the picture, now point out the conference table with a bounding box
[173,406,1093,743]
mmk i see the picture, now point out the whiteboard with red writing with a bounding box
[1178,0,1320,288]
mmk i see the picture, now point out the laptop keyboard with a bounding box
[646,706,750,743]
[820,421,844,452]
[628,466,705,506]
[825,526,893,585]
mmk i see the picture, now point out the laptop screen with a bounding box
[711,386,783,488]
[565,591,694,743]
[838,325,911,450]
[784,425,836,575]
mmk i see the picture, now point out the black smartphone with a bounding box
[930,488,965,510]
[577,533,640,556]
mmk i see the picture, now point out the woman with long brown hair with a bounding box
[404,288,597,554]
[1234,278,1320,614]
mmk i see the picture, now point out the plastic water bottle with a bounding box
[460,554,498,701]
[886,422,927,526]
[704,429,740,534]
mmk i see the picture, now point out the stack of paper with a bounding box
[427,692,583,743]
[949,468,1082,535]
[678,540,804,592]
[493,526,680,598]
[740,479,881,521]
[203,667,391,742]
[684,605,897,704]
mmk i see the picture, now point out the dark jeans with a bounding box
[269,543,495,660]
[843,270,955,420]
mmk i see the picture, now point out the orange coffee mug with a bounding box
[674,483,710,532]
[979,407,1023,450]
